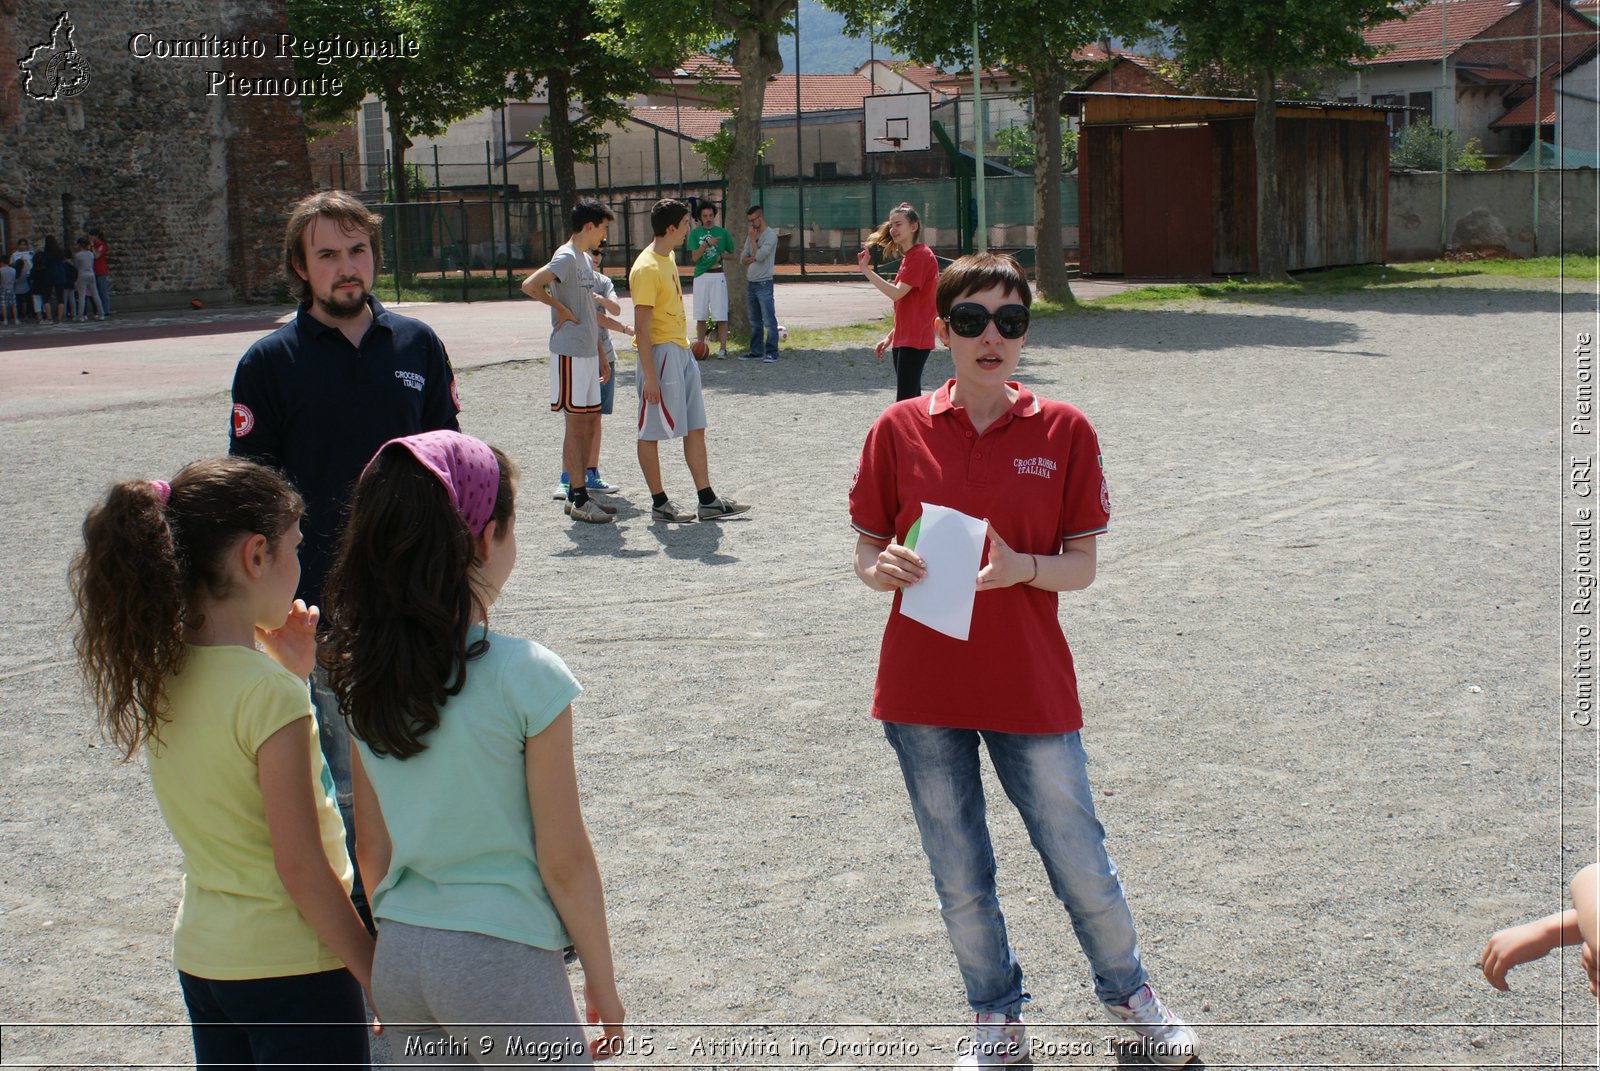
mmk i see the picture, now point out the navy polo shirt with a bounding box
[228,298,461,607]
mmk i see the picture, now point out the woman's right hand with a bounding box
[871,542,925,590]
[874,335,891,361]
[584,977,625,1059]
[856,246,872,274]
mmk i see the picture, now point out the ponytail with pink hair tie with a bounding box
[148,479,171,505]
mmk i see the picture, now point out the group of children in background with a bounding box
[4,231,109,325]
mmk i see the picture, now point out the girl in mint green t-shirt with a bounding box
[323,430,624,1064]
[71,458,374,1067]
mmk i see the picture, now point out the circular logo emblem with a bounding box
[1100,475,1112,516]
[449,377,462,412]
[231,403,254,438]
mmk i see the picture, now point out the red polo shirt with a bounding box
[849,381,1110,733]
[891,243,938,350]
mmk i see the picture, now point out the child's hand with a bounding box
[1481,919,1561,990]
[874,335,891,361]
[584,977,625,1059]
[1583,941,1598,998]
[257,599,319,679]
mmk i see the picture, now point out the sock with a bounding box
[570,487,589,508]
[697,486,717,506]
[652,491,669,509]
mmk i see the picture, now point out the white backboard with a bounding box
[864,91,932,153]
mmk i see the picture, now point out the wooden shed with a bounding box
[1074,93,1391,277]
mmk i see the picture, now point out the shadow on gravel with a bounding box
[644,513,740,564]
[1030,310,1364,354]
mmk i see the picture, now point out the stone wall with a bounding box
[1388,169,1600,259]
[2,0,311,307]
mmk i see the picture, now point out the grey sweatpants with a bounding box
[374,920,590,1067]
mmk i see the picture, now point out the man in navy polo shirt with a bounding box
[229,190,460,921]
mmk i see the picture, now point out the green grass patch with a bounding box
[373,272,525,303]
[1084,255,1600,308]
[782,315,893,350]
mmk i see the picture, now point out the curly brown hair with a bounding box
[320,444,516,759]
[69,459,303,758]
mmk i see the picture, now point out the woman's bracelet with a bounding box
[1026,554,1038,586]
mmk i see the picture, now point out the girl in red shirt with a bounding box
[857,203,939,401]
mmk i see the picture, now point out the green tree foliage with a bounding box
[1390,120,1487,172]
[489,0,664,220]
[285,0,509,203]
[826,0,1163,302]
[602,0,797,336]
[994,124,1076,173]
[1164,0,1407,279]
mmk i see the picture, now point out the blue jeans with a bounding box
[883,723,1148,1014]
[310,666,368,923]
[746,278,778,357]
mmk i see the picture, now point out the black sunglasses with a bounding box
[946,302,1030,339]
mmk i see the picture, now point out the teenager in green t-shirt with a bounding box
[687,202,734,358]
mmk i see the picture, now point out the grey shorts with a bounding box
[372,919,590,1065]
[636,341,707,441]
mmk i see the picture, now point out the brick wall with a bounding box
[1455,0,1595,74]
[1,0,312,306]
[307,120,361,192]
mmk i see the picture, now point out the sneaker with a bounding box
[738,352,763,361]
[552,473,570,501]
[651,499,696,523]
[1102,984,1196,1067]
[564,499,615,524]
[696,496,751,521]
[761,353,778,363]
[585,469,620,494]
[954,1013,1028,1069]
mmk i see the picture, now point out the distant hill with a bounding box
[776,0,906,75]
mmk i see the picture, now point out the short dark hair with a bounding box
[746,205,763,217]
[698,202,717,217]
[571,198,614,234]
[283,191,381,303]
[934,253,1032,319]
[651,198,690,236]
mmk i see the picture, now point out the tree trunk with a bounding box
[1030,63,1074,304]
[1253,66,1289,281]
[546,69,579,222]
[385,92,410,204]
[722,15,785,338]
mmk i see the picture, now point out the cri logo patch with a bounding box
[231,403,254,438]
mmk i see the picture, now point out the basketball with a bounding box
[690,339,709,361]
[190,299,204,310]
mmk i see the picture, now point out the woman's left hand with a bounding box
[977,523,1033,591]
[257,599,320,678]
[856,246,872,274]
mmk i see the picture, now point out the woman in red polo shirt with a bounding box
[856,203,939,401]
[848,253,1199,1070]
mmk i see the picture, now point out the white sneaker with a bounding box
[1102,984,1196,1066]
[954,1012,1028,1069]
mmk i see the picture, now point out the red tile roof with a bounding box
[1455,64,1533,83]
[630,105,727,141]
[760,74,880,115]
[1490,62,1562,127]
[677,53,740,81]
[1363,0,1520,64]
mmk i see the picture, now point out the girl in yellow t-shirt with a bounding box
[71,458,374,1068]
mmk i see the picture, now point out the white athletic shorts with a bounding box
[549,353,602,413]
[637,342,707,441]
[691,272,729,323]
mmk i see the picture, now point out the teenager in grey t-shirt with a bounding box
[545,242,598,359]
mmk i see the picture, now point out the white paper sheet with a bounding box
[898,503,987,641]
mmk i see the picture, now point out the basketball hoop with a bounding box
[874,136,904,151]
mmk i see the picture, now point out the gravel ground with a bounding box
[1,277,1595,1069]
